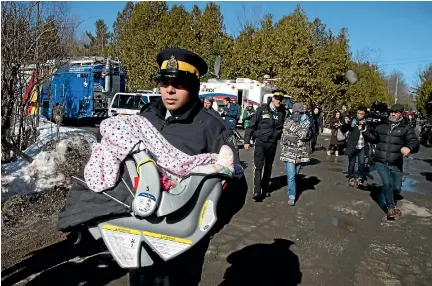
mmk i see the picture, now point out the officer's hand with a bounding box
[401,147,411,157]
[244,144,250,150]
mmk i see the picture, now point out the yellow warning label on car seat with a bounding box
[103,224,141,235]
[143,231,192,245]
[199,200,209,227]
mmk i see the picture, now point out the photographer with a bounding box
[364,103,388,165]
[341,106,369,188]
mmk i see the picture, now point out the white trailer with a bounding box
[199,77,293,124]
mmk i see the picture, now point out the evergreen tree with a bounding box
[84,19,112,56]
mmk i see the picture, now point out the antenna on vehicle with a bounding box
[209,55,221,79]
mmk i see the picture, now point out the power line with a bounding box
[380,59,432,66]
[377,56,432,64]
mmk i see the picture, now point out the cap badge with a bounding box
[166,55,178,70]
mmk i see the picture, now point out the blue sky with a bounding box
[68,1,432,88]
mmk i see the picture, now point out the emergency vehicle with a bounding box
[199,77,293,124]
[39,56,126,120]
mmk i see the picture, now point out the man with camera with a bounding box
[341,106,369,188]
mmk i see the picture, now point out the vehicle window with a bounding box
[112,94,139,109]
[141,96,149,104]
[138,98,146,109]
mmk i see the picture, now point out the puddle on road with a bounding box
[402,177,417,193]
[331,216,358,233]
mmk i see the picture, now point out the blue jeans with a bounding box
[285,162,301,200]
[375,162,403,209]
[348,148,365,179]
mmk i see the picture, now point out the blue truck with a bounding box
[40,57,126,120]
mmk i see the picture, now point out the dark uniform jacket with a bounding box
[141,98,239,159]
[58,97,240,231]
[363,119,420,166]
[244,103,286,144]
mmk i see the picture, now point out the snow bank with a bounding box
[1,117,96,202]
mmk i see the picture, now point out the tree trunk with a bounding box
[1,139,33,163]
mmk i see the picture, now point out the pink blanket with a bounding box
[84,115,218,192]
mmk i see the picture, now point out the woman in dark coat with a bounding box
[327,110,345,156]
[311,107,324,153]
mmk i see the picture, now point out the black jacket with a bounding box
[363,119,420,166]
[244,103,286,144]
[341,118,368,156]
[58,97,241,231]
[140,98,239,161]
[312,113,323,134]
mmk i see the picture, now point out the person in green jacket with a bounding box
[242,102,255,129]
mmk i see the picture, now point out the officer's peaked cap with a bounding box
[272,89,286,99]
[156,48,208,78]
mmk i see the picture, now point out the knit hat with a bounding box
[292,103,305,113]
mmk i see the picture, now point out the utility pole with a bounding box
[394,76,399,104]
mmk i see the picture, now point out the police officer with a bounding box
[68,48,244,285]
[244,90,287,200]
[140,48,241,163]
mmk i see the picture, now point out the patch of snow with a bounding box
[1,117,96,202]
[399,200,432,218]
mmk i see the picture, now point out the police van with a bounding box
[108,90,161,117]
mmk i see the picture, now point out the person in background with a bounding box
[280,103,311,206]
[242,102,255,129]
[301,104,315,154]
[311,107,324,153]
[222,97,239,131]
[363,103,419,219]
[341,106,368,187]
[203,97,221,118]
[203,97,214,109]
[242,101,256,145]
[340,104,348,119]
[244,90,286,200]
[406,112,416,128]
[327,110,344,156]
